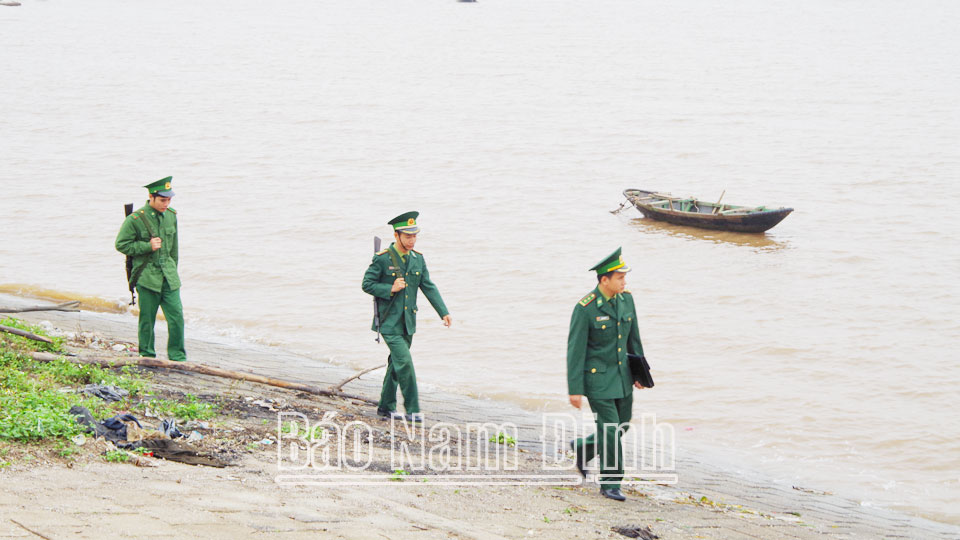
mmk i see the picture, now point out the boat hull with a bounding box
[624,189,792,233]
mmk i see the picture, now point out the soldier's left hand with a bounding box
[442,315,453,328]
[634,381,646,390]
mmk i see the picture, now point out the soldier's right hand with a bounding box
[150,237,162,251]
[391,277,406,293]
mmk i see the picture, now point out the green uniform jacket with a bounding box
[567,288,644,399]
[362,244,448,335]
[114,203,181,293]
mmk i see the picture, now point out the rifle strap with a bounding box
[386,246,406,306]
[387,245,403,274]
[127,208,158,290]
[374,245,407,337]
[137,209,157,238]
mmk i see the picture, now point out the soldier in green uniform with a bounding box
[362,211,452,422]
[114,177,186,362]
[567,247,647,501]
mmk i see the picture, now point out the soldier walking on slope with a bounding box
[115,177,186,362]
[567,247,649,501]
[362,211,452,423]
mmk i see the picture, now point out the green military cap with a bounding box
[590,247,631,275]
[388,211,420,234]
[144,176,175,197]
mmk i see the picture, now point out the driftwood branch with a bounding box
[10,519,53,540]
[0,325,53,344]
[333,364,386,392]
[29,352,378,405]
[0,301,81,313]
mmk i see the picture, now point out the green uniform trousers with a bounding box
[136,280,186,362]
[575,394,633,489]
[378,333,418,414]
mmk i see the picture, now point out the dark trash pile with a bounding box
[69,397,228,468]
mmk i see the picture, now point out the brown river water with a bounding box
[2,0,959,525]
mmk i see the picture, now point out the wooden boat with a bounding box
[623,189,793,233]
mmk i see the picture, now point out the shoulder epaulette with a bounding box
[411,249,422,257]
[579,292,596,307]
[623,289,632,294]
[168,208,177,214]
[375,248,389,256]
[132,214,139,220]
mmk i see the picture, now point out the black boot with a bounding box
[600,488,626,501]
[378,407,405,420]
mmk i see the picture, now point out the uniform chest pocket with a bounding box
[592,317,613,331]
[405,270,421,287]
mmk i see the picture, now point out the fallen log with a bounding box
[0,301,81,313]
[0,325,53,344]
[29,352,378,405]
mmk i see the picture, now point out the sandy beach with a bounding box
[1,294,958,540]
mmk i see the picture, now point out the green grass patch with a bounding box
[279,422,323,441]
[103,449,129,463]
[55,440,81,459]
[489,431,517,447]
[135,393,217,421]
[0,388,90,442]
[0,317,64,354]
[0,316,216,449]
[0,320,112,443]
